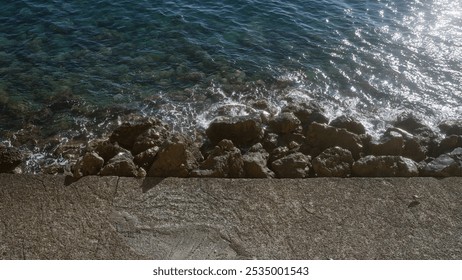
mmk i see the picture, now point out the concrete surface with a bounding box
[0,174,461,259]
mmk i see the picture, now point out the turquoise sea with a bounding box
[1,0,461,143]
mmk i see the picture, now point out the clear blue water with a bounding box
[1,0,461,142]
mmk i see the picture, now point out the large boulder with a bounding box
[282,102,329,130]
[271,152,311,178]
[109,117,163,151]
[434,135,462,156]
[330,116,366,135]
[367,131,404,156]
[0,146,22,173]
[100,151,142,177]
[133,146,159,170]
[305,122,363,159]
[206,115,263,147]
[268,112,301,134]
[191,139,244,178]
[393,113,428,134]
[312,147,354,177]
[438,120,462,136]
[242,143,274,178]
[148,134,202,177]
[72,152,104,179]
[132,124,170,155]
[420,148,462,177]
[87,140,127,162]
[352,155,419,177]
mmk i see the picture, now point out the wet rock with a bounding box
[0,146,23,173]
[402,138,427,162]
[242,143,274,178]
[109,117,162,151]
[393,113,428,134]
[435,135,462,156]
[191,139,244,178]
[133,146,159,170]
[100,151,140,177]
[382,127,426,162]
[352,155,419,177]
[305,122,363,159]
[206,115,263,147]
[132,123,170,155]
[72,152,104,179]
[438,120,462,136]
[281,102,328,129]
[271,152,311,178]
[330,116,366,135]
[268,112,301,134]
[367,131,404,156]
[420,148,462,177]
[148,135,202,177]
[312,147,354,177]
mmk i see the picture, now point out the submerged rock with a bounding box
[271,152,311,178]
[0,146,23,173]
[312,147,354,177]
[206,115,263,147]
[420,148,462,177]
[352,155,419,177]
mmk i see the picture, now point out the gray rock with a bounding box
[242,144,274,178]
[100,151,141,177]
[352,155,419,177]
[268,112,301,134]
[271,152,311,178]
[305,122,363,159]
[191,139,244,178]
[206,115,263,147]
[148,135,202,178]
[0,146,22,173]
[420,148,462,177]
[312,147,354,177]
[403,138,427,162]
[330,116,366,135]
[73,152,104,178]
[438,120,462,136]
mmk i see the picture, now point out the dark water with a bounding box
[1,1,461,148]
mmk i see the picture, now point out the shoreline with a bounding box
[1,101,462,178]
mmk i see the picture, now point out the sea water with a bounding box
[1,0,461,145]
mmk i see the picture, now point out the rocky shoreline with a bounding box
[1,101,462,178]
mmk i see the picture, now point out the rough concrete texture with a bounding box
[0,174,461,259]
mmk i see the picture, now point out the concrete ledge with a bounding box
[0,174,461,259]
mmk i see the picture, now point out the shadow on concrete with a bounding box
[140,177,165,193]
